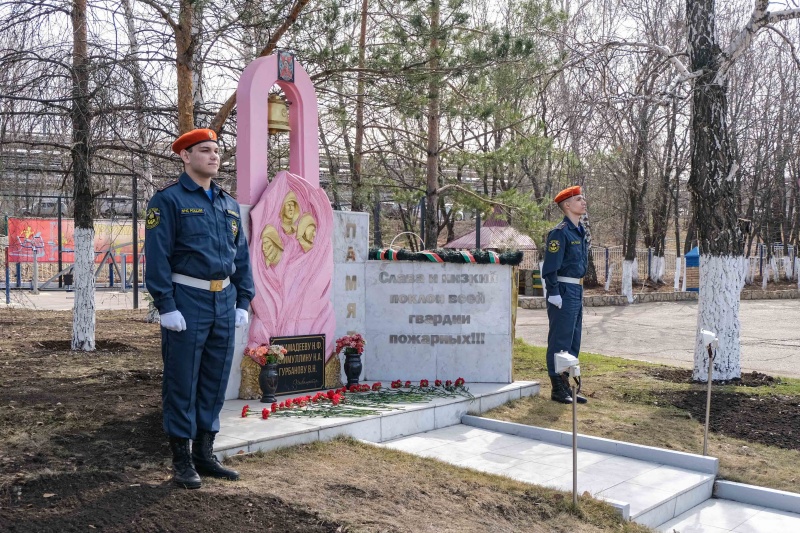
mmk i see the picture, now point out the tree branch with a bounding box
[208,0,311,133]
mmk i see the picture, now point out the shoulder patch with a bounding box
[548,239,560,253]
[218,185,234,198]
[554,221,567,230]
[157,180,179,192]
[145,208,160,230]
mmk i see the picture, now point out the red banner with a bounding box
[8,218,145,264]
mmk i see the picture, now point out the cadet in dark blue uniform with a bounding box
[542,186,589,404]
[145,128,255,489]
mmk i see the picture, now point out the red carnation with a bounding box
[261,408,269,419]
[454,377,465,387]
[446,380,453,387]
[332,394,341,406]
[372,382,382,391]
[404,381,411,388]
[420,379,429,387]
[271,403,278,412]
[435,379,442,387]
[241,405,249,418]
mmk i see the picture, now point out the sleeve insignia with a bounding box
[231,218,239,238]
[548,239,560,253]
[145,208,160,230]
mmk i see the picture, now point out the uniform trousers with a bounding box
[161,283,236,438]
[546,282,583,377]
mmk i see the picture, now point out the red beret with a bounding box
[171,128,218,154]
[554,186,583,204]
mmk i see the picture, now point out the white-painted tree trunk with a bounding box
[743,258,753,285]
[604,263,613,291]
[652,255,666,283]
[693,255,746,381]
[621,260,634,303]
[762,263,770,290]
[631,257,640,282]
[770,257,779,283]
[539,261,546,298]
[782,257,792,280]
[795,258,800,287]
[71,227,96,351]
[673,257,682,291]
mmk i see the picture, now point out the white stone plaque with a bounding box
[365,261,513,383]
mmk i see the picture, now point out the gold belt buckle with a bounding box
[579,278,584,286]
[209,279,223,292]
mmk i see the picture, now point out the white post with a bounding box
[31,249,39,295]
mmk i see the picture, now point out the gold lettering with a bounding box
[346,223,357,238]
[345,275,357,291]
[347,303,356,318]
[346,247,356,262]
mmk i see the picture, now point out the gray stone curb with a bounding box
[714,480,800,515]
[461,415,718,475]
[518,289,800,309]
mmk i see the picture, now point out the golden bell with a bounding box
[268,94,291,135]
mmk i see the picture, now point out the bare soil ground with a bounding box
[647,369,799,451]
[0,309,648,533]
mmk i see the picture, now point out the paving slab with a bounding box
[516,300,800,378]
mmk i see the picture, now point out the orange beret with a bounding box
[554,185,582,204]
[171,128,218,154]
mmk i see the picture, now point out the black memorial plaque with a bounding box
[270,334,325,395]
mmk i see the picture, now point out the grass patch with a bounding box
[494,339,800,492]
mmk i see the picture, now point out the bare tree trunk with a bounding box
[121,0,155,199]
[688,0,746,381]
[71,0,95,351]
[191,2,204,127]
[424,0,441,249]
[351,0,368,212]
[176,0,195,133]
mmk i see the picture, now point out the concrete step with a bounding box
[377,422,715,528]
[213,381,539,457]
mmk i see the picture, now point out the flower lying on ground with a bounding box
[244,343,287,366]
[240,378,470,421]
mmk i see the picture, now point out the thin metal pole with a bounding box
[5,243,10,305]
[703,344,714,456]
[572,383,578,506]
[57,196,63,288]
[475,211,481,249]
[132,172,139,309]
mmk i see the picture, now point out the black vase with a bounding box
[343,349,362,386]
[259,363,279,403]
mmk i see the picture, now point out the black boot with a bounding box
[561,373,588,404]
[192,430,240,481]
[549,375,573,404]
[169,437,201,489]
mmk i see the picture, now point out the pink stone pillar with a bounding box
[236,54,320,204]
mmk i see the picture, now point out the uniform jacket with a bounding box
[541,216,588,295]
[144,172,255,314]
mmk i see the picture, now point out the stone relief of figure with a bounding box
[296,213,317,253]
[246,170,334,360]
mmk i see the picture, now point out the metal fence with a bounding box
[528,244,798,286]
[1,250,145,292]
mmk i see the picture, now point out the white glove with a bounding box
[235,308,249,328]
[547,295,563,309]
[160,310,186,332]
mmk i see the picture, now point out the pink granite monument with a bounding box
[236,53,335,364]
